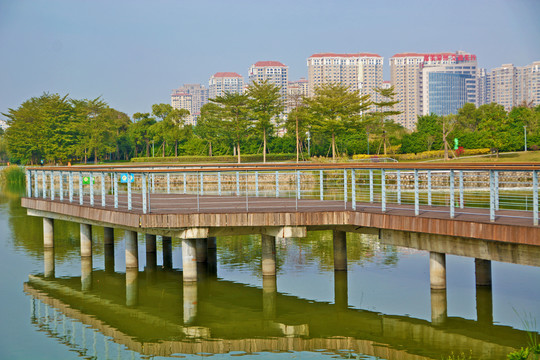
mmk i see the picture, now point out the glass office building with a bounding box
[428,72,472,116]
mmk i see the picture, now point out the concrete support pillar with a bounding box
[81,256,92,292]
[125,230,138,269]
[261,234,276,276]
[126,267,139,307]
[429,252,446,290]
[104,227,114,245]
[145,234,157,253]
[475,259,492,286]
[430,289,448,326]
[43,218,54,248]
[182,239,197,282]
[334,270,348,310]
[207,236,217,249]
[44,247,55,279]
[162,236,172,269]
[475,258,493,324]
[80,224,92,257]
[183,282,198,324]
[207,247,217,278]
[333,230,347,271]
[262,275,277,320]
[145,234,157,278]
[104,227,114,273]
[196,238,208,263]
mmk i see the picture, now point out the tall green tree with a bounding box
[210,92,250,163]
[246,80,283,163]
[129,112,156,157]
[150,103,189,157]
[477,103,509,157]
[304,83,371,160]
[368,86,401,155]
[196,103,225,156]
[3,93,76,164]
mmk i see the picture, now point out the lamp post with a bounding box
[524,125,527,152]
[367,131,370,155]
[306,131,311,157]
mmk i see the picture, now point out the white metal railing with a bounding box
[25,164,540,225]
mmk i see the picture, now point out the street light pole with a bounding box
[524,125,527,152]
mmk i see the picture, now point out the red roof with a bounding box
[309,53,381,58]
[253,61,287,67]
[213,72,242,78]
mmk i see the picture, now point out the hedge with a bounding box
[352,148,491,161]
[131,153,297,163]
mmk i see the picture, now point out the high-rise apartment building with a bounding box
[248,61,288,103]
[286,78,308,112]
[390,51,477,130]
[171,84,209,126]
[487,61,540,111]
[209,72,244,99]
[170,92,195,126]
[306,53,383,105]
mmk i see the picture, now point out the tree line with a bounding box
[1,83,539,165]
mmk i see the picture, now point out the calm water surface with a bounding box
[1,186,539,360]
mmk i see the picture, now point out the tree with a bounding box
[210,92,250,163]
[246,80,283,163]
[304,83,371,160]
[284,104,312,161]
[129,113,156,157]
[197,103,225,156]
[3,93,76,164]
[477,103,509,157]
[369,86,401,156]
[151,103,189,157]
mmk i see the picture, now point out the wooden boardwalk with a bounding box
[22,193,540,246]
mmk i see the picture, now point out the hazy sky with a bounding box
[1,0,539,118]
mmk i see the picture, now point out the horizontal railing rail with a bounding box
[25,164,539,226]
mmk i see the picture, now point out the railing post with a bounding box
[533,170,538,226]
[319,170,323,201]
[352,169,356,210]
[343,169,347,206]
[142,173,147,214]
[89,172,94,206]
[218,172,221,196]
[69,172,73,202]
[114,173,118,209]
[151,174,155,193]
[236,171,240,196]
[79,172,83,205]
[59,172,63,201]
[369,169,374,203]
[494,171,499,211]
[427,170,432,206]
[183,173,187,194]
[450,170,455,219]
[197,172,200,212]
[200,172,204,196]
[255,171,259,197]
[459,170,464,209]
[26,170,32,197]
[42,171,46,199]
[166,173,170,194]
[414,169,419,216]
[275,171,279,197]
[101,172,105,207]
[297,170,301,199]
[489,170,495,222]
[34,170,39,198]
[127,173,132,211]
[381,169,386,213]
[397,170,401,205]
[50,171,55,201]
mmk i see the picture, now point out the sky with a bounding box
[1,0,539,118]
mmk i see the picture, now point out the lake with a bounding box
[1,184,539,360]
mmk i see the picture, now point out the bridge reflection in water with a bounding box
[25,233,538,360]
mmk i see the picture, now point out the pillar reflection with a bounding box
[81,256,92,292]
[126,268,139,307]
[430,289,448,326]
[262,275,277,320]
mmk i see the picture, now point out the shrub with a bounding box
[131,153,297,163]
[0,165,26,185]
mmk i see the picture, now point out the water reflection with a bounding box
[24,260,531,360]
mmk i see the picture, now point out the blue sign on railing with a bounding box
[120,173,134,183]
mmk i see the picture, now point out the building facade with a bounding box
[209,72,244,99]
[390,51,477,130]
[171,84,209,125]
[487,61,540,111]
[248,61,288,103]
[170,92,195,126]
[306,53,383,106]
